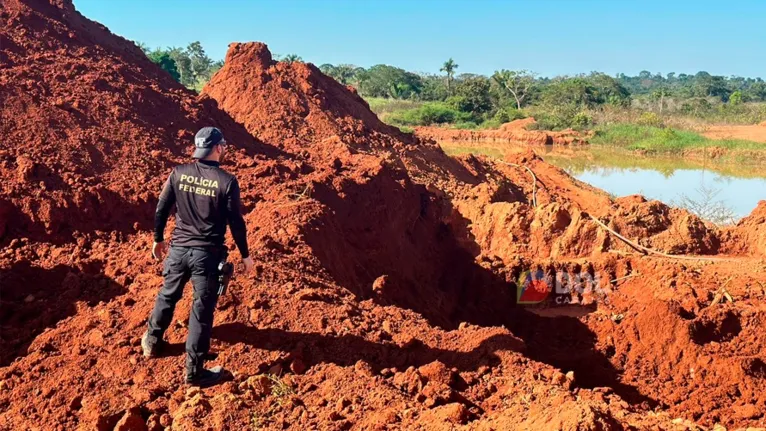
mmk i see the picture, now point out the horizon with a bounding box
[74,0,766,80]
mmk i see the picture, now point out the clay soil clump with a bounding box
[2,1,766,430]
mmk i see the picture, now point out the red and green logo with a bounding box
[517,270,551,304]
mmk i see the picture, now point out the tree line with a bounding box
[136,40,303,92]
[136,41,223,91]
[322,62,766,105]
[135,40,766,129]
[320,59,766,129]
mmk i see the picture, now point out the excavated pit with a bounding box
[1,1,766,429]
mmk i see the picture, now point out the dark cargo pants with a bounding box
[146,246,225,371]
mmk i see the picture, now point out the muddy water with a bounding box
[440,142,766,222]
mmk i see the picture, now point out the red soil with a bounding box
[703,123,766,144]
[1,1,766,430]
[414,118,592,146]
[0,0,270,243]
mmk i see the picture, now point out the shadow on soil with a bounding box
[214,309,656,408]
[257,158,656,407]
[506,308,657,407]
[0,260,124,366]
[214,324,523,374]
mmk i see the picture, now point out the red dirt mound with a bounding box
[2,2,766,430]
[202,42,414,155]
[202,42,520,328]
[0,0,266,241]
[201,42,480,192]
[0,0,293,379]
[720,200,766,255]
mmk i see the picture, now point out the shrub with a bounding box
[636,111,664,127]
[478,118,503,129]
[453,121,479,129]
[445,95,470,112]
[729,91,743,106]
[365,97,423,114]
[385,102,465,127]
[572,112,592,129]
[492,107,526,125]
[418,103,458,124]
[506,108,526,121]
[527,103,584,130]
[680,98,712,116]
[493,109,510,124]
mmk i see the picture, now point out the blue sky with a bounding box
[74,0,766,78]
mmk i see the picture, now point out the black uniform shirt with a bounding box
[153,160,249,258]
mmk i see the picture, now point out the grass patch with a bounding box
[365,97,424,115]
[591,124,765,153]
[439,144,505,159]
[383,102,473,128]
[267,374,295,400]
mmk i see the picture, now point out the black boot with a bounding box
[185,364,225,388]
[141,331,166,358]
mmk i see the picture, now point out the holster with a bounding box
[217,256,234,296]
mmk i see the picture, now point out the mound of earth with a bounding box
[201,42,412,154]
[0,0,292,374]
[201,41,483,193]
[2,1,766,430]
[721,200,766,255]
[414,117,591,146]
[0,0,267,241]
[501,117,537,130]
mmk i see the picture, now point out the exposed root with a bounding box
[497,161,537,207]
[589,214,736,261]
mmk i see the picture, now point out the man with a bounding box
[142,126,254,387]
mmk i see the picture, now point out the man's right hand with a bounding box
[242,256,255,274]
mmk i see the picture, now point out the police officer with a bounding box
[141,126,254,387]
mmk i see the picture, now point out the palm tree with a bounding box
[332,64,357,85]
[440,58,458,96]
[282,54,302,63]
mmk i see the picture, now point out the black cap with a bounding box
[192,127,225,159]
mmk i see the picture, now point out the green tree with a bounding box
[167,47,193,87]
[729,90,743,105]
[747,80,766,101]
[419,74,450,101]
[453,75,492,115]
[650,87,671,113]
[282,54,303,63]
[492,69,536,109]
[357,65,422,99]
[440,58,459,96]
[135,41,150,54]
[692,71,732,100]
[187,41,213,84]
[320,64,357,85]
[541,77,595,107]
[586,73,631,106]
[147,50,181,82]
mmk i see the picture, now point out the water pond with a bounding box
[440,142,766,223]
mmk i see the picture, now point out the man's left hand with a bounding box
[152,241,168,261]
